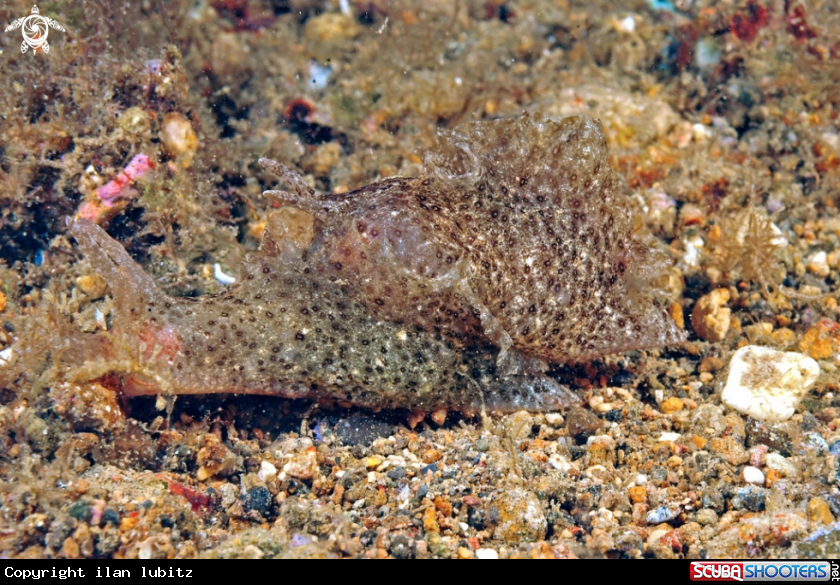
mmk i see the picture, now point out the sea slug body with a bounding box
[67,113,684,415]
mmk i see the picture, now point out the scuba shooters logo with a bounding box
[692,563,744,582]
[690,561,839,582]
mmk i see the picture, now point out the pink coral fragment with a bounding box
[97,154,154,205]
[76,154,155,224]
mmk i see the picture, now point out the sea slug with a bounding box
[65,113,685,416]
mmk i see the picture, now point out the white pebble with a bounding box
[807,251,830,277]
[548,454,572,473]
[258,460,277,482]
[657,432,681,443]
[692,123,711,142]
[308,61,331,90]
[476,548,499,559]
[619,15,636,32]
[95,308,107,330]
[742,465,765,485]
[0,347,14,367]
[214,263,236,285]
[138,537,154,560]
[635,474,648,485]
[721,345,820,423]
[545,412,564,427]
[682,235,704,268]
[586,435,616,449]
[765,453,798,478]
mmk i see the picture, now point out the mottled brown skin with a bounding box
[68,113,683,414]
[263,113,685,367]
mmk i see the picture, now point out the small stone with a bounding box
[799,319,840,360]
[745,419,792,454]
[160,112,198,168]
[742,465,765,485]
[646,504,681,524]
[119,106,151,135]
[721,345,820,422]
[257,460,277,482]
[548,454,572,472]
[666,455,683,468]
[749,445,768,467]
[688,435,708,450]
[475,548,499,559]
[545,413,564,427]
[67,501,92,522]
[708,436,749,466]
[565,407,600,443]
[695,509,718,526]
[386,467,406,480]
[283,448,319,480]
[304,13,362,44]
[491,488,547,545]
[422,449,443,464]
[241,545,265,559]
[102,509,120,526]
[430,408,447,426]
[660,397,684,414]
[242,486,272,516]
[364,456,383,470]
[698,356,724,373]
[76,274,107,299]
[62,537,80,559]
[743,322,774,340]
[330,484,345,505]
[195,435,237,480]
[120,516,139,532]
[50,382,122,432]
[669,302,684,329]
[195,466,213,482]
[587,435,616,466]
[732,486,766,512]
[22,514,50,538]
[632,503,650,525]
[628,486,647,503]
[434,496,453,517]
[765,453,797,478]
[691,288,731,342]
[457,546,474,559]
[701,488,724,511]
[424,506,440,533]
[807,498,835,525]
[389,535,416,559]
[771,327,796,345]
[764,468,782,487]
[807,251,830,277]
